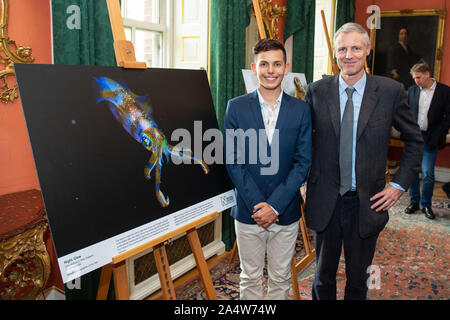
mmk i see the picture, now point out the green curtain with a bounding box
[209,0,252,251]
[284,0,316,84]
[335,0,355,32]
[52,0,116,66]
[52,0,116,300]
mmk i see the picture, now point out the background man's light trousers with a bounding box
[235,219,299,300]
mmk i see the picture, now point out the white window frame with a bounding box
[121,0,174,68]
[313,0,336,81]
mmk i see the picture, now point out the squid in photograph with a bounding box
[94,77,209,207]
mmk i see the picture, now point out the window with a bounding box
[121,0,168,68]
[122,0,209,70]
[313,0,336,81]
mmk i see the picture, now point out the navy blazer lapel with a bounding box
[249,90,265,131]
[325,75,341,139]
[275,92,290,131]
[356,74,380,142]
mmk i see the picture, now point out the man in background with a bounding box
[404,61,450,219]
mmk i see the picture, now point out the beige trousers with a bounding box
[235,219,299,300]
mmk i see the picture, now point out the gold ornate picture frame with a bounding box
[0,0,34,103]
[370,9,446,85]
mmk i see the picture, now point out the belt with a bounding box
[342,189,357,197]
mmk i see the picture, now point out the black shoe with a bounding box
[404,202,419,214]
[422,207,435,220]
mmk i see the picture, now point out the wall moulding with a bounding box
[0,0,34,103]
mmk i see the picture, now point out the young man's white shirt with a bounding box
[257,89,283,145]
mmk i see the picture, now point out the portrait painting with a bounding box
[370,9,446,90]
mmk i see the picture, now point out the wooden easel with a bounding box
[321,10,339,75]
[96,0,218,300]
[97,211,220,300]
[227,0,316,301]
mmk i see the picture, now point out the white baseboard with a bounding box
[38,286,65,300]
[435,166,450,183]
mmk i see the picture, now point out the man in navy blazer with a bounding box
[405,61,450,219]
[224,39,312,300]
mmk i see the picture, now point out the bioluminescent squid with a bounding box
[94,77,209,207]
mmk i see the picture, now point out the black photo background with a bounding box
[15,64,232,257]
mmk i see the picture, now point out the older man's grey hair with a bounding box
[334,22,370,49]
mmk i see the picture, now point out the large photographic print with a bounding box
[370,9,446,89]
[15,64,235,282]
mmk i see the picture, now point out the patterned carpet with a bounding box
[175,194,450,300]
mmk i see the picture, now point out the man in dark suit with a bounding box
[304,23,423,300]
[404,61,450,219]
[224,39,311,300]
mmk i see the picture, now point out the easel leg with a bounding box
[153,243,176,300]
[292,213,315,299]
[113,261,130,300]
[186,228,217,300]
[290,256,301,300]
[385,164,391,182]
[228,240,238,264]
[291,207,316,300]
[96,264,113,300]
[299,216,311,255]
